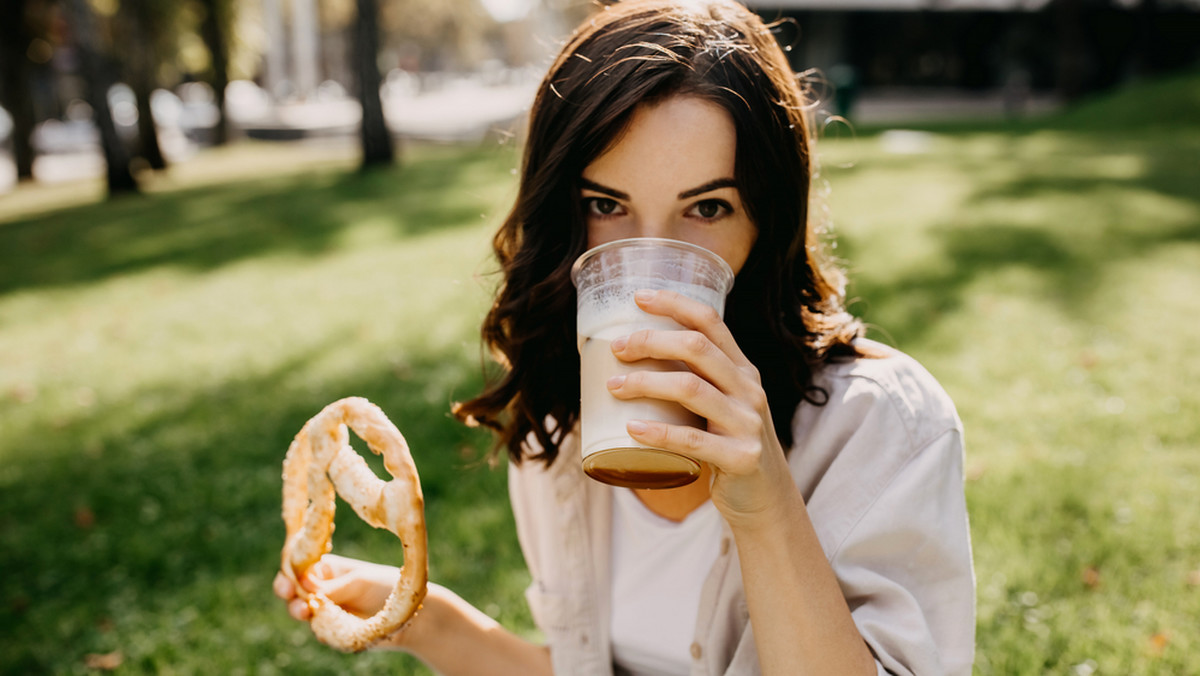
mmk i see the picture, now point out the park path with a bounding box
[0,86,1059,195]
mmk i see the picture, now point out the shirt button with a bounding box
[690,642,703,660]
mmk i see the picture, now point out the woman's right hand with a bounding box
[275,554,553,674]
[273,553,400,625]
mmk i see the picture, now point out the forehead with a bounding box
[584,96,737,186]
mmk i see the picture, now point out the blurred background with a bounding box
[1,1,1199,675]
[2,0,1199,192]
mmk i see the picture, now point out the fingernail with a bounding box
[607,375,625,388]
[627,420,648,434]
[611,336,627,351]
[634,289,657,303]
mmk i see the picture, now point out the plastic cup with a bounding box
[571,238,735,489]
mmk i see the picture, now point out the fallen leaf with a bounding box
[1082,565,1101,589]
[74,507,96,530]
[84,651,123,670]
[1148,632,1170,656]
[965,460,986,482]
[1079,350,1098,370]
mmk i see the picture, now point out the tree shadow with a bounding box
[842,127,1200,348]
[0,146,517,298]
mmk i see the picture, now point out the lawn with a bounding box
[1,70,1198,674]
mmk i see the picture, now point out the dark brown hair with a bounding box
[453,0,863,465]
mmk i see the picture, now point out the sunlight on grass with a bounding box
[1,72,1198,673]
[824,80,1200,673]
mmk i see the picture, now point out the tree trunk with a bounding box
[127,5,167,170]
[199,0,230,145]
[1132,0,1163,78]
[67,0,139,195]
[0,0,37,180]
[133,81,167,170]
[354,0,394,168]
[1054,0,1091,102]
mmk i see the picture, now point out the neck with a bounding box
[632,463,712,522]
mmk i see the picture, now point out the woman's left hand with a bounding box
[609,288,879,676]
[606,288,799,528]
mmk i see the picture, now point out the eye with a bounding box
[584,197,625,218]
[687,199,731,221]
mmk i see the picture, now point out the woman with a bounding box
[274,1,976,674]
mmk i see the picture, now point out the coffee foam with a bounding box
[576,277,726,342]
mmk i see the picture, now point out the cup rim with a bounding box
[570,237,736,290]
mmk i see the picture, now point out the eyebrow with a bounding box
[678,178,737,199]
[579,178,629,200]
[580,177,737,201]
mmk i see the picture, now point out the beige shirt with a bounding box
[509,340,976,675]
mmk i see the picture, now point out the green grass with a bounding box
[2,71,1199,674]
[0,141,528,674]
[821,71,1200,675]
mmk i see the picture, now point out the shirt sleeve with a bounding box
[792,352,976,676]
[830,426,975,676]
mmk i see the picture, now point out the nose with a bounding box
[632,217,675,241]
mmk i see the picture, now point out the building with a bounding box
[747,0,1200,118]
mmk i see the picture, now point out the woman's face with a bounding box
[580,96,757,274]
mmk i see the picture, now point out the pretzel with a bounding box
[280,397,428,652]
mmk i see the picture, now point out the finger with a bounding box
[633,289,750,366]
[297,556,340,594]
[313,558,336,578]
[315,559,400,612]
[611,328,750,399]
[319,575,369,608]
[300,573,320,594]
[608,369,753,433]
[288,597,313,622]
[273,572,295,601]
[320,553,355,572]
[624,418,757,475]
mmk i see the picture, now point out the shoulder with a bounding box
[804,338,961,451]
[787,339,964,513]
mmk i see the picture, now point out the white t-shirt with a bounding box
[610,488,722,676]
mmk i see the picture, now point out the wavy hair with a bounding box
[453,0,863,466]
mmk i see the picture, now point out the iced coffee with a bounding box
[571,238,735,489]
